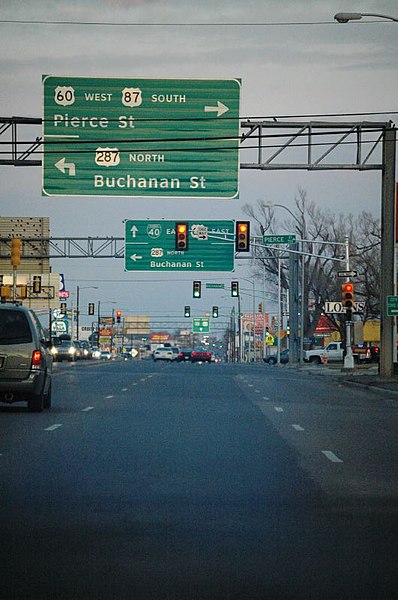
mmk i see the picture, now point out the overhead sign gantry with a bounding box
[42,76,241,198]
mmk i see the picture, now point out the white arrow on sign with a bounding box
[55,157,76,176]
[130,254,143,262]
[204,101,229,117]
[130,225,138,238]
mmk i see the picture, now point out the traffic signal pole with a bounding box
[343,238,355,370]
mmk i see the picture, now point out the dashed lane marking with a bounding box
[322,450,343,463]
[121,388,128,392]
[105,395,114,399]
[292,424,304,431]
[44,424,62,432]
[274,406,284,413]
[82,406,94,412]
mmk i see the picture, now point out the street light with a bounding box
[263,201,304,365]
[334,12,398,23]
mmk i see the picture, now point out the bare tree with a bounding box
[243,188,381,341]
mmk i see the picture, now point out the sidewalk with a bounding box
[298,363,398,399]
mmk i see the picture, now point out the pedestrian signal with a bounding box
[32,276,42,294]
[60,302,67,315]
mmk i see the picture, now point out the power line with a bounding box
[0,19,386,27]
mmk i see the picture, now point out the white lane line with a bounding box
[140,378,146,382]
[44,424,62,432]
[82,406,94,412]
[292,424,304,431]
[248,384,254,387]
[274,406,284,413]
[255,389,261,393]
[121,388,128,392]
[105,395,114,399]
[322,450,343,463]
[263,396,269,400]
[132,383,138,386]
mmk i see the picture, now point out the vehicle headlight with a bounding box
[69,347,76,355]
[51,347,58,355]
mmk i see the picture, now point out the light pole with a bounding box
[334,12,398,23]
[76,285,98,341]
[264,202,305,364]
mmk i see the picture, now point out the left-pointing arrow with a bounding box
[130,254,143,261]
[55,157,76,176]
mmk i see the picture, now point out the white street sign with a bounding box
[324,301,365,314]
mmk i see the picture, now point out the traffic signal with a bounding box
[212,306,219,318]
[32,275,42,294]
[193,281,201,298]
[116,310,122,323]
[175,222,189,251]
[342,282,354,309]
[88,302,95,316]
[184,305,190,318]
[258,302,263,313]
[235,221,250,252]
[11,238,22,268]
[60,302,67,315]
[231,281,239,297]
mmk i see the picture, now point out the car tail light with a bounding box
[31,350,43,369]
[192,351,196,356]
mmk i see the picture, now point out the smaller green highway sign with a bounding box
[192,317,210,333]
[387,295,398,316]
[206,283,225,289]
[263,234,297,245]
[125,220,235,272]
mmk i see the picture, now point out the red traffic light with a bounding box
[342,282,354,308]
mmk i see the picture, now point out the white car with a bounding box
[152,347,174,362]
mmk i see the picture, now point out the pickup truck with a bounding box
[303,341,368,364]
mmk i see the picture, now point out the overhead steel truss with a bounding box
[0,116,390,170]
[0,237,124,259]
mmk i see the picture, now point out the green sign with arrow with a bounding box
[125,220,235,272]
[42,76,241,198]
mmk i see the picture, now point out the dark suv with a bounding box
[0,304,53,412]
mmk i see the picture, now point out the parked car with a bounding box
[177,349,192,362]
[152,347,174,362]
[0,303,53,411]
[52,339,78,362]
[191,348,212,363]
[263,349,289,365]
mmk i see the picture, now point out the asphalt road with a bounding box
[1,359,397,600]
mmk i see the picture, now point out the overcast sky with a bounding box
[0,0,397,327]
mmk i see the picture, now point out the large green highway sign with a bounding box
[125,220,235,272]
[42,76,241,198]
[192,318,210,333]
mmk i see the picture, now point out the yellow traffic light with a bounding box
[11,238,22,268]
[175,222,189,251]
[235,221,250,252]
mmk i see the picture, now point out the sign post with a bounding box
[42,76,241,198]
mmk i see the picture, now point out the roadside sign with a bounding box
[206,283,225,289]
[324,301,365,314]
[337,270,358,278]
[192,317,210,333]
[42,76,241,198]
[263,234,296,245]
[125,220,235,272]
[387,295,398,316]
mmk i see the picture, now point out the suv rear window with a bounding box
[0,310,32,344]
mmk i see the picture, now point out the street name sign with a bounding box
[263,234,297,245]
[206,283,225,289]
[387,295,398,316]
[337,270,358,278]
[42,76,241,198]
[192,317,210,333]
[125,220,235,272]
[324,301,365,314]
